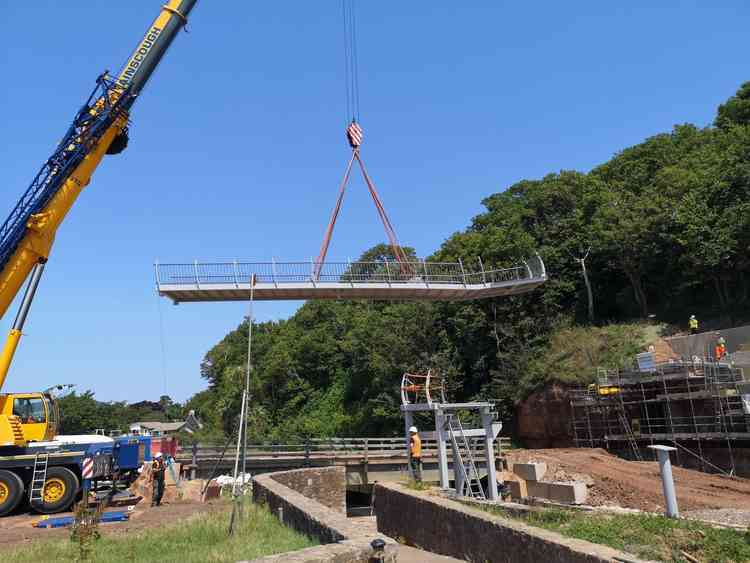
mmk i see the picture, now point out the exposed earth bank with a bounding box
[515,383,575,448]
[506,448,750,513]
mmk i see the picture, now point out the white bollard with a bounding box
[648,445,679,518]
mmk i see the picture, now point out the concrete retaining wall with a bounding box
[270,466,347,514]
[666,325,750,363]
[249,468,396,562]
[374,482,647,563]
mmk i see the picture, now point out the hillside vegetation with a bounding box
[182,83,750,441]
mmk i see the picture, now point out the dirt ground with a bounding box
[0,494,225,550]
[505,448,750,512]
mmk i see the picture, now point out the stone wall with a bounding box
[249,469,396,562]
[374,482,647,563]
[253,471,355,544]
[270,466,346,514]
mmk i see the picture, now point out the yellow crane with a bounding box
[0,1,197,516]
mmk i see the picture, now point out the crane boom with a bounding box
[0,0,197,391]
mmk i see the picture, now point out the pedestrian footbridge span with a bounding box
[155,255,546,303]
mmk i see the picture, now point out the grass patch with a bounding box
[402,479,430,491]
[473,504,750,562]
[5,500,317,563]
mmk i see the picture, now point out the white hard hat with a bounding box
[690,315,696,319]
[155,452,163,458]
[409,426,418,433]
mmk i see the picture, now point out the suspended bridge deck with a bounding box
[155,256,546,303]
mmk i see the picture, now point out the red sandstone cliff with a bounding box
[515,383,574,448]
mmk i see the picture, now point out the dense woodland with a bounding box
[63,84,750,440]
[57,393,182,435]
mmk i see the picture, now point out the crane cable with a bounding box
[342,0,360,123]
[314,1,411,279]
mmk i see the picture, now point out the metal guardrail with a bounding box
[155,256,546,288]
[177,436,513,462]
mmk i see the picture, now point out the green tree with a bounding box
[184,81,750,441]
[716,82,750,129]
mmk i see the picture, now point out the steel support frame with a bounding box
[401,401,499,501]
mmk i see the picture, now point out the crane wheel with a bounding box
[35,466,79,514]
[0,470,24,516]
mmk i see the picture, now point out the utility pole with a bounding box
[240,275,256,516]
[228,389,246,536]
[229,273,256,537]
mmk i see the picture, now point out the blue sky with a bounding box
[0,1,747,403]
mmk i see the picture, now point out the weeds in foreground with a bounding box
[6,500,316,563]
[70,500,104,562]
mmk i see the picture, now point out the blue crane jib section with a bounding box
[0,76,133,275]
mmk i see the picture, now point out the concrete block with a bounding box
[526,481,550,499]
[547,481,588,505]
[513,462,547,482]
[507,480,528,499]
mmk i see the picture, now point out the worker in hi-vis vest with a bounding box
[715,337,727,361]
[689,315,699,335]
[151,452,166,507]
[409,426,423,483]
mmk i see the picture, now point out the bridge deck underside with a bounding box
[158,279,545,302]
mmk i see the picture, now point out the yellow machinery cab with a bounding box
[587,383,621,397]
[0,392,58,446]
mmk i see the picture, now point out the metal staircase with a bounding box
[615,407,643,461]
[29,453,49,506]
[447,414,485,500]
[615,391,643,461]
[8,416,24,444]
[715,393,744,431]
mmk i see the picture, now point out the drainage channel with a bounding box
[347,488,373,517]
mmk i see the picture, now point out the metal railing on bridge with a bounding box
[157,259,538,286]
[155,256,547,303]
[176,436,513,464]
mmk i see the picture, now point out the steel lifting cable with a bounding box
[355,152,410,266]
[342,0,360,122]
[314,2,411,279]
[315,153,357,278]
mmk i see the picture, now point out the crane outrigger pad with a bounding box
[155,255,546,303]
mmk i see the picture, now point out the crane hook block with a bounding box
[346,121,363,149]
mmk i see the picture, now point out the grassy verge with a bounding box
[472,504,750,562]
[402,479,431,492]
[5,500,317,563]
[518,322,647,397]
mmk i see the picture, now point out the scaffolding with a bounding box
[570,359,750,476]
